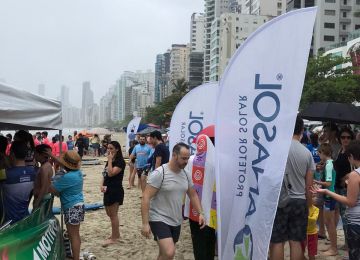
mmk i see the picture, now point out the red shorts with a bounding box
[301,233,318,257]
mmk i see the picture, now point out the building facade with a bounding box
[239,0,286,16]
[170,44,190,92]
[287,0,360,55]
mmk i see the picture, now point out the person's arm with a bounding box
[141,185,158,238]
[305,169,314,207]
[107,164,121,177]
[154,156,162,169]
[313,171,359,207]
[187,187,206,228]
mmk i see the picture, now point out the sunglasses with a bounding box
[340,135,351,140]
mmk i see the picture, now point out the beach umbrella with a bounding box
[300,102,360,124]
[192,125,215,143]
[137,127,167,135]
[89,127,111,135]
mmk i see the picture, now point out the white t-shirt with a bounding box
[148,163,193,226]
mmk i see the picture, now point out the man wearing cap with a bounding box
[49,151,84,260]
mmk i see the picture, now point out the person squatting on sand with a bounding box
[48,151,84,260]
[141,142,205,260]
[100,141,126,247]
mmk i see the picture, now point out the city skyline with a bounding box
[0,0,204,107]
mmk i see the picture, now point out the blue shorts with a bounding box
[324,197,336,211]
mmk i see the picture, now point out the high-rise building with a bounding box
[188,13,205,89]
[154,51,171,102]
[204,0,231,82]
[216,13,272,78]
[60,85,70,108]
[81,81,94,126]
[287,0,360,55]
[170,44,190,92]
[191,13,206,52]
[38,84,45,96]
[99,86,115,124]
[239,0,286,16]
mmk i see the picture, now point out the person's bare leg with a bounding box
[269,242,285,260]
[157,238,176,260]
[103,203,120,246]
[141,175,147,193]
[128,164,135,188]
[66,224,81,260]
[323,210,337,256]
[318,208,326,238]
[289,240,303,260]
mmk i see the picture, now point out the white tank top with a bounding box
[346,167,360,225]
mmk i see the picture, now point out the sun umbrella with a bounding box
[137,127,167,135]
[300,102,360,124]
[192,125,215,143]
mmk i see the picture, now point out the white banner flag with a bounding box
[215,8,317,260]
[126,117,142,152]
[169,83,217,156]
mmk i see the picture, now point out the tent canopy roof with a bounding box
[0,83,62,130]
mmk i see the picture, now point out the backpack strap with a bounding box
[158,165,165,190]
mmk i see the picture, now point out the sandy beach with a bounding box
[53,133,348,260]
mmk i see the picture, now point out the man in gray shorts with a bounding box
[141,142,205,260]
[270,116,315,260]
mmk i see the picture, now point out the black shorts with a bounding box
[271,199,308,243]
[103,187,124,206]
[136,168,145,178]
[149,221,181,243]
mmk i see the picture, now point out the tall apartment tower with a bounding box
[204,0,230,82]
[154,50,171,102]
[170,44,189,92]
[188,13,205,89]
[81,81,94,126]
[239,0,286,16]
[287,0,360,55]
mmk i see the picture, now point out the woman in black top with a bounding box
[100,141,125,247]
[333,127,354,248]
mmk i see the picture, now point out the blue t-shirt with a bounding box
[306,144,320,164]
[131,144,151,169]
[67,140,74,150]
[53,170,84,210]
[2,166,36,224]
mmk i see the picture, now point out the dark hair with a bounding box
[35,144,52,154]
[52,137,57,143]
[318,143,332,157]
[6,133,12,141]
[10,141,28,160]
[339,127,354,141]
[109,141,125,163]
[293,116,304,136]
[14,130,35,150]
[41,131,48,137]
[150,130,163,142]
[172,142,189,155]
[346,140,360,160]
[309,133,319,147]
[0,136,8,154]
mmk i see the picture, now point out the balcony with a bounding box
[340,5,352,11]
[339,29,348,37]
[340,18,351,24]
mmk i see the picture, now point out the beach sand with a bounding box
[54,132,347,260]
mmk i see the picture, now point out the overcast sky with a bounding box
[0,0,203,107]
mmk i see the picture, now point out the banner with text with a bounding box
[0,197,64,259]
[126,117,142,152]
[169,83,217,156]
[215,8,317,260]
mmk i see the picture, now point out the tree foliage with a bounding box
[300,54,360,108]
[145,78,189,126]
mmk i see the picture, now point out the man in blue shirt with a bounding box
[1,141,36,224]
[130,135,151,193]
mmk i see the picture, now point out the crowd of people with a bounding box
[0,120,360,260]
[270,117,360,260]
